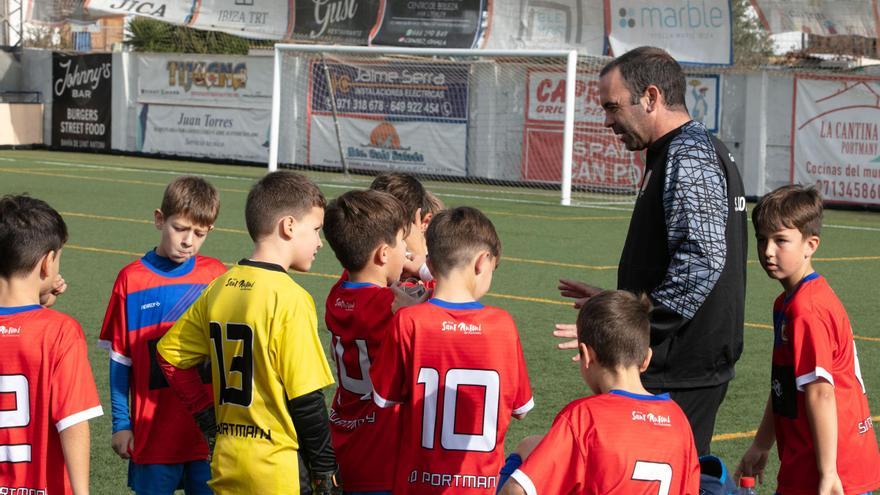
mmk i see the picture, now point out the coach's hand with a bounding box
[558,279,602,309]
[111,430,134,459]
[553,324,580,361]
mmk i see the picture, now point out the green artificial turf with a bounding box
[1,149,878,493]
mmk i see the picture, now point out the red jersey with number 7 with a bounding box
[0,305,103,495]
[370,299,534,495]
[510,391,700,495]
[325,278,400,491]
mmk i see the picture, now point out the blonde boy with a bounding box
[157,171,341,494]
[736,185,880,495]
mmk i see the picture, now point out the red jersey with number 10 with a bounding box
[0,306,103,495]
[370,299,534,495]
[325,278,400,491]
[510,391,699,495]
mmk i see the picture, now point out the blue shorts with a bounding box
[128,460,212,495]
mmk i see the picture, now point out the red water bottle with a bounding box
[739,476,757,495]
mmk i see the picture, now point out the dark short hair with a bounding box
[369,172,429,222]
[0,195,68,278]
[752,184,823,238]
[426,206,500,278]
[245,171,326,241]
[600,46,686,109]
[323,190,410,272]
[577,290,652,368]
[160,176,220,226]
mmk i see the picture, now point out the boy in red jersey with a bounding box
[369,172,433,283]
[736,185,880,495]
[98,176,227,494]
[499,290,700,495]
[0,195,103,495]
[322,190,412,494]
[370,206,534,495]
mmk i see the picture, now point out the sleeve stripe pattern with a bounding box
[56,405,104,432]
[654,121,728,320]
[109,349,132,367]
[373,391,401,408]
[513,397,535,417]
[510,469,538,495]
[796,367,835,391]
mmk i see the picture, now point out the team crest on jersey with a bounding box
[0,324,21,336]
[631,410,671,427]
[441,321,482,335]
[334,298,355,311]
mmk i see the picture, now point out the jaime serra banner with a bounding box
[308,61,469,176]
[52,52,112,151]
[523,68,644,190]
[137,104,270,162]
[370,0,488,48]
[791,76,880,206]
[605,0,733,65]
[137,54,273,109]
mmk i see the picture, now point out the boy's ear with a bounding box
[639,348,653,373]
[579,342,596,369]
[280,215,297,240]
[474,251,493,275]
[420,212,433,231]
[39,250,57,279]
[804,235,820,258]
[154,209,165,230]
[375,243,390,266]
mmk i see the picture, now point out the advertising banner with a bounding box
[605,0,733,65]
[791,76,880,206]
[190,0,294,39]
[684,74,720,133]
[51,52,112,151]
[137,54,273,109]
[84,0,197,26]
[751,0,877,37]
[137,104,270,162]
[308,61,469,176]
[523,68,644,189]
[370,0,487,48]
[293,0,380,44]
[484,0,604,55]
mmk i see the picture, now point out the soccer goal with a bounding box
[269,44,640,206]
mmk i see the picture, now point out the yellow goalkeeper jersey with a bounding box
[158,259,335,494]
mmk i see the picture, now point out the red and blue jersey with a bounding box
[510,391,700,495]
[0,305,103,495]
[325,277,401,491]
[771,272,880,494]
[99,251,226,464]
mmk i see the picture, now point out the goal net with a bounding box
[269,45,642,206]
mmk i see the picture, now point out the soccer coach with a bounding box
[555,46,747,456]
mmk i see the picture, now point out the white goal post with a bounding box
[269,44,626,206]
